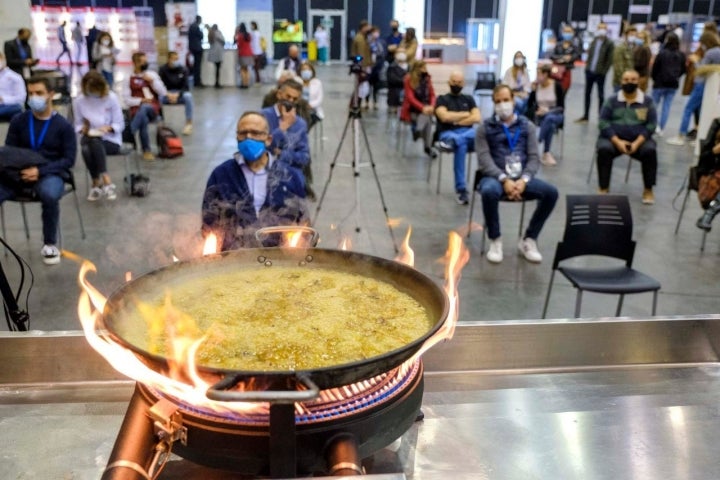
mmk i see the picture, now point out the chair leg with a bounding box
[615,294,625,316]
[72,189,86,240]
[1,204,6,257]
[436,152,442,194]
[574,289,583,318]
[20,204,29,240]
[624,155,632,183]
[651,290,658,316]
[541,270,556,319]
[674,189,691,235]
[467,188,476,239]
[586,153,595,184]
[466,152,473,186]
[480,226,487,255]
[518,201,526,238]
[701,230,708,252]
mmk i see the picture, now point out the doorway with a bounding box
[308,9,347,62]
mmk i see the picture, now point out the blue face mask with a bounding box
[238,138,266,162]
[27,95,47,113]
[562,33,573,41]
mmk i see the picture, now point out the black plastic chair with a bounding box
[466,170,529,255]
[541,194,661,318]
[674,165,710,251]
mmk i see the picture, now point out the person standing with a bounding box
[385,19,403,62]
[550,24,580,92]
[207,24,226,88]
[575,22,614,123]
[56,21,72,66]
[650,32,685,137]
[2,77,77,265]
[188,16,205,88]
[399,27,418,65]
[250,21,265,82]
[86,24,99,70]
[92,32,117,87]
[368,26,386,110]
[71,22,84,66]
[234,23,253,88]
[4,28,39,78]
[314,24,329,65]
[0,52,26,121]
[634,30,652,92]
[612,27,638,92]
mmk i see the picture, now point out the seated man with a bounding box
[158,50,193,136]
[202,111,306,251]
[2,76,76,265]
[260,79,310,171]
[261,70,313,127]
[596,69,658,204]
[123,51,167,161]
[476,84,558,264]
[274,44,301,81]
[0,52,26,121]
[434,71,481,205]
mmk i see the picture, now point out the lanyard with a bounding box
[29,114,52,152]
[502,124,521,152]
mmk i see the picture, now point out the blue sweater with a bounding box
[202,157,306,251]
[5,110,76,179]
[261,106,310,169]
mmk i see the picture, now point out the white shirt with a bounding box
[250,30,263,55]
[314,29,329,49]
[0,67,26,106]
[236,152,274,213]
[72,92,124,146]
[305,78,324,119]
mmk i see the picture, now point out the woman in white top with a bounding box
[314,24,329,65]
[527,64,565,166]
[502,50,532,114]
[299,61,323,128]
[250,21,264,83]
[206,24,225,88]
[72,71,124,201]
[92,31,117,87]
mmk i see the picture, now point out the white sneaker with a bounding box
[518,238,542,263]
[103,183,117,201]
[655,127,664,137]
[666,136,686,146]
[541,152,557,166]
[486,237,503,263]
[41,244,61,265]
[87,187,103,202]
[182,124,193,136]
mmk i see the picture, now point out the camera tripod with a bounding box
[313,75,398,253]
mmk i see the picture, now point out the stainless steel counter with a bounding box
[2,316,720,479]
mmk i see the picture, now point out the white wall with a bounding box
[0,0,32,52]
[498,0,543,79]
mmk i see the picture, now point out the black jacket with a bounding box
[651,48,686,89]
[159,64,189,92]
[699,118,720,176]
[3,38,35,76]
[585,37,614,75]
[189,22,204,52]
[526,81,565,124]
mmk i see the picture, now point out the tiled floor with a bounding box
[1,62,717,332]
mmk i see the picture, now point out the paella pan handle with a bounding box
[254,226,320,248]
[206,373,320,404]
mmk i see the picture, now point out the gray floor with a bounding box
[0,63,717,332]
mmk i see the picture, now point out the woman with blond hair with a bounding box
[502,51,531,114]
[400,60,436,157]
[72,71,124,201]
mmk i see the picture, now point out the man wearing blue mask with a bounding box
[2,76,76,265]
[159,51,193,135]
[201,111,306,251]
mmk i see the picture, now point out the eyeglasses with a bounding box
[237,129,269,139]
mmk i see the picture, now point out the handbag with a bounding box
[550,64,566,81]
[697,170,720,208]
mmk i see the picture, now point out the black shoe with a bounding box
[687,129,698,140]
[456,189,469,205]
[214,84,222,89]
[696,202,720,231]
[424,147,437,159]
[412,130,421,141]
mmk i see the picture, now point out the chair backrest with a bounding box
[552,194,636,268]
[474,71,496,91]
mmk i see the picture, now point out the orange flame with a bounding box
[394,227,414,267]
[202,233,218,256]
[77,260,263,415]
[125,271,132,283]
[284,230,304,248]
[172,254,180,263]
[411,231,469,359]
[387,217,404,228]
[338,237,352,251]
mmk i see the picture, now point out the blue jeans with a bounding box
[679,82,705,135]
[537,112,564,153]
[101,69,114,88]
[0,104,22,121]
[0,174,65,245]
[514,96,528,115]
[651,87,676,130]
[130,104,158,152]
[478,176,558,240]
[439,127,475,192]
[162,91,193,121]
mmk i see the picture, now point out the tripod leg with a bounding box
[357,117,399,253]
[312,115,354,226]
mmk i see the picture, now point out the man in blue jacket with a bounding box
[476,84,558,265]
[202,111,306,251]
[2,76,76,265]
[260,78,310,171]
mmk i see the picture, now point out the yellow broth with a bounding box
[116,267,433,371]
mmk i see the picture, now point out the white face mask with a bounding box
[101,39,110,46]
[300,70,313,80]
[596,29,607,37]
[514,57,524,67]
[494,101,514,120]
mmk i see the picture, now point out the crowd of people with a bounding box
[2,16,720,270]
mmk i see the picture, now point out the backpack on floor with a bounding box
[156,126,184,159]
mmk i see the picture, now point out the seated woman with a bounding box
[527,63,565,167]
[696,119,720,231]
[400,60,436,158]
[299,62,323,130]
[72,71,124,201]
[502,51,531,114]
